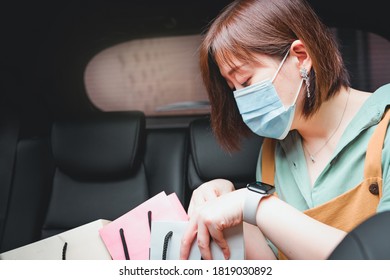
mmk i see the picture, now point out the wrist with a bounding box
[254,194,274,227]
[243,182,275,226]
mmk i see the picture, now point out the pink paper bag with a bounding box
[99,191,188,260]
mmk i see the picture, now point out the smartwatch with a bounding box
[243,181,275,225]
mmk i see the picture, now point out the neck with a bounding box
[296,87,351,143]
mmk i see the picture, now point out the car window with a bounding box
[84,34,209,116]
[334,28,390,91]
[84,29,389,116]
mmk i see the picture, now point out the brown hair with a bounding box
[200,0,350,151]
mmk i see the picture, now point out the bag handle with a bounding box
[62,242,68,260]
[162,231,173,260]
[119,210,153,260]
[120,228,130,260]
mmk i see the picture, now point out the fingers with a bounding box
[213,180,235,196]
[180,218,198,260]
[197,220,212,259]
[187,189,207,217]
[206,221,231,260]
[203,188,219,202]
[197,211,231,260]
[187,179,234,217]
[182,210,231,260]
[185,185,243,260]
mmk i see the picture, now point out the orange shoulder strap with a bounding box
[364,108,390,179]
[261,138,276,186]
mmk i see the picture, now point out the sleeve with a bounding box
[255,144,263,181]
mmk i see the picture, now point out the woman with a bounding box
[180,0,390,260]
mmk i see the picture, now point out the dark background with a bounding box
[0,0,388,135]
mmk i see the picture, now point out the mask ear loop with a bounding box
[271,48,304,108]
[282,79,304,111]
[271,49,290,83]
[292,79,304,105]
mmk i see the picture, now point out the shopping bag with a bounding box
[150,220,201,260]
[0,219,111,260]
[150,220,244,260]
[99,191,188,260]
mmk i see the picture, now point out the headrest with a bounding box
[51,111,145,178]
[189,117,262,182]
[328,211,390,259]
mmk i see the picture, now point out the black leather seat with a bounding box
[186,116,263,207]
[328,211,390,260]
[42,111,149,238]
[0,136,53,252]
[144,127,189,206]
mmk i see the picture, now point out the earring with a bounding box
[300,67,310,98]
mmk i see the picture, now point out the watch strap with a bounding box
[243,189,264,225]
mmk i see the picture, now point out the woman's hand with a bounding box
[180,187,246,260]
[187,179,235,217]
[180,179,235,260]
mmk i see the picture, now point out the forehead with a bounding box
[214,47,254,77]
[215,49,270,78]
[217,57,247,78]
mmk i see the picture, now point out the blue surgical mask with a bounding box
[233,50,303,140]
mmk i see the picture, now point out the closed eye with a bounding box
[241,78,251,87]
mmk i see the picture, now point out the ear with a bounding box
[290,40,312,71]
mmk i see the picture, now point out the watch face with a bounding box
[247,181,275,195]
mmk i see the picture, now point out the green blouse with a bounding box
[256,84,390,213]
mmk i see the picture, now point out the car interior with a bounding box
[0,0,389,259]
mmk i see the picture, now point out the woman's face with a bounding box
[217,51,306,128]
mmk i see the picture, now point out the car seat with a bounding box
[328,211,390,259]
[41,111,149,238]
[186,116,263,208]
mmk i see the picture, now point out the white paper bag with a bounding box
[150,220,244,260]
[0,219,112,260]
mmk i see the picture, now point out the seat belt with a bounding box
[0,116,20,249]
